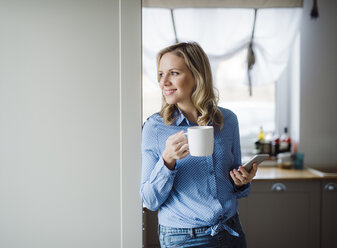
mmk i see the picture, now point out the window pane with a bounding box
[142,74,161,122]
[215,48,276,156]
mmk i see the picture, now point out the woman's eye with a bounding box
[171,71,179,75]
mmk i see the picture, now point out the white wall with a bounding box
[0,0,142,247]
[300,0,337,166]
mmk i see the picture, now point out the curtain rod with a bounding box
[143,0,303,9]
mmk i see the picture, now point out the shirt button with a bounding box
[210,170,214,175]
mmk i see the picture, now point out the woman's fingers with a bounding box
[230,162,259,186]
[233,169,247,183]
[173,143,189,158]
[172,131,187,145]
[165,130,189,160]
[238,166,249,177]
[230,171,242,185]
[175,134,189,159]
[250,163,258,177]
[178,144,189,158]
[174,136,188,151]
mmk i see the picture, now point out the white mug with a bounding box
[186,126,214,156]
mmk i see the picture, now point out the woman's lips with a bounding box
[164,89,176,96]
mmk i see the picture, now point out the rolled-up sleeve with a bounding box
[140,120,177,211]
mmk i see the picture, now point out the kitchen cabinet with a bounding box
[238,180,320,248]
[143,208,160,248]
[321,179,337,248]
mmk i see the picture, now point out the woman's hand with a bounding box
[162,130,189,170]
[230,163,258,187]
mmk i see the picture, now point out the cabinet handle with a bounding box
[271,183,286,192]
[324,183,337,191]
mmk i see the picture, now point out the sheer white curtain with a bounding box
[142,7,302,156]
[142,8,302,87]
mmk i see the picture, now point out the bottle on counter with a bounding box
[292,141,298,154]
[263,132,273,156]
[271,132,280,157]
[280,127,291,153]
[255,126,265,154]
[258,126,265,141]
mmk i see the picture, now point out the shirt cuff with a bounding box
[233,182,251,192]
[153,156,178,178]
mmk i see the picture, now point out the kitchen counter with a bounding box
[254,166,337,181]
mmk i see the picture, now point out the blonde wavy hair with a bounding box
[157,42,224,130]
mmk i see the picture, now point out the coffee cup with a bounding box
[185,126,214,156]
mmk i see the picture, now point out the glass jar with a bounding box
[277,152,293,169]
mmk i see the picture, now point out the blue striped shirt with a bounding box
[140,107,250,236]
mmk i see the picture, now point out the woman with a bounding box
[140,42,257,248]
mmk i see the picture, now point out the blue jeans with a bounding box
[158,213,246,248]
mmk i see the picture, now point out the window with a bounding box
[142,7,301,157]
[215,49,276,157]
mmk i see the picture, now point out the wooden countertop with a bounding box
[254,167,324,181]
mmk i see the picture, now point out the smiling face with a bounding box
[158,52,196,109]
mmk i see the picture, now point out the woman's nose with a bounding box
[160,74,171,86]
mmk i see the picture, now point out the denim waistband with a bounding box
[159,224,210,234]
[159,213,238,236]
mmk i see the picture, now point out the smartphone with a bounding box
[242,154,269,172]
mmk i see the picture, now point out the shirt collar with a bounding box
[174,107,196,126]
[173,107,214,127]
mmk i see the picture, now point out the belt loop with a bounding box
[189,228,196,238]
